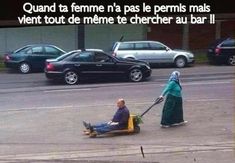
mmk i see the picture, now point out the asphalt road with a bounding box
[0,65,234,163]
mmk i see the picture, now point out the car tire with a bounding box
[227,55,235,66]
[64,70,79,85]
[175,56,187,68]
[129,68,143,82]
[19,62,31,74]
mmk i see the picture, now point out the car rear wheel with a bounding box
[129,68,143,82]
[175,57,187,68]
[64,71,78,85]
[19,62,31,74]
[228,55,235,66]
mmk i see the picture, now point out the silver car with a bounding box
[111,41,195,68]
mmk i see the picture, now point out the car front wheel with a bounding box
[129,68,143,82]
[19,62,31,74]
[175,57,187,68]
[228,55,235,66]
[64,71,79,85]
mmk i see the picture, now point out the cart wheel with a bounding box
[134,126,140,133]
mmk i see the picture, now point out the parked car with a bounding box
[207,38,235,66]
[111,41,195,68]
[4,44,66,73]
[45,49,151,85]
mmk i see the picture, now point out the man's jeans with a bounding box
[92,123,117,134]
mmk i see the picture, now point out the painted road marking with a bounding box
[0,142,233,160]
[182,81,232,86]
[0,98,232,113]
[153,75,235,80]
[160,81,232,87]
[44,80,233,93]
[186,99,232,102]
[44,88,91,93]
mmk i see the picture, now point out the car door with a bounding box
[116,42,136,59]
[149,42,174,63]
[134,42,154,62]
[70,51,95,77]
[26,46,45,69]
[93,52,116,76]
[220,39,235,56]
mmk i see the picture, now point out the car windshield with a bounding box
[221,39,235,47]
[208,38,228,48]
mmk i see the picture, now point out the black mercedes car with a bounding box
[45,49,151,85]
[207,38,235,65]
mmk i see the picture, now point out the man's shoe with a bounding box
[89,125,94,133]
[83,121,90,129]
[83,130,90,135]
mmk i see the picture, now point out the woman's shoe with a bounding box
[172,121,188,126]
[160,124,170,128]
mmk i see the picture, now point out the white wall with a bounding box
[85,24,147,51]
[0,25,78,55]
[0,24,147,55]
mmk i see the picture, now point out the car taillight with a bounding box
[4,55,10,61]
[215,47,221,56]
[46,63,55,71]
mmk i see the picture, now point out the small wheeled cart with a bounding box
[85,98,163,138]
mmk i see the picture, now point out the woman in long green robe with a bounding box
[159,71,187,128]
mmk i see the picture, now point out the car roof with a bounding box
[21,44,61,47]
[115,40,162,44]
[69,49,104,52]
[14,44,66,52]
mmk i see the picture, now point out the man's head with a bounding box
[117,98,125,108]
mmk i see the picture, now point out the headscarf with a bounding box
[169,71,182,89]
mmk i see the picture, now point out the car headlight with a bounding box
[188,53,194,58]
[146,65,151,70]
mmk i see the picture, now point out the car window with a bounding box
[149,42,167,50]
[14,46,31,53]
[94,52,112,62]
[26,46,43,54]
[118,43,134,50]
[45,46,62,56]
[221,40,235,47]
[72,52,93,62]
[56,51,76,61]
[135,43,150,50]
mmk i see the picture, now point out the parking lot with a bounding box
[0,65,234,163]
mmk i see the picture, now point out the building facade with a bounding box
[0,14,234,55]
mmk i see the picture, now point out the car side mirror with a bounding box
[166,47,170,51]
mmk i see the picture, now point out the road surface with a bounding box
[0,65,234,163]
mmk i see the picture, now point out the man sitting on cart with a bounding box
[83,98,130,135]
